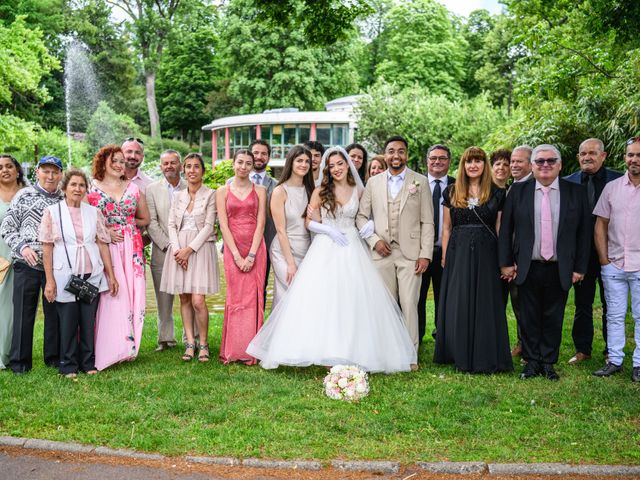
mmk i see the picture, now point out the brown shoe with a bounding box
[410,363,419,372]
[511,342,522,357]
[568,352,592,364]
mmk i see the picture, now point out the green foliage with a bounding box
[85,101,140,153]
[0,115,38,153]
[356,82,505,170]
[203,159,234,189]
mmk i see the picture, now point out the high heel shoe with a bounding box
[182,342,196,361]
[197,344,210,363]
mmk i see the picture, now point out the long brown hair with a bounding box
[319,150,356,217]
[450,146,492,208]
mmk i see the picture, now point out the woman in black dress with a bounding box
[434,146,513,373]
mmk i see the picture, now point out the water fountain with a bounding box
[64,39,101,166]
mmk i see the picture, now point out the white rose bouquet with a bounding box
[323,365,369,402]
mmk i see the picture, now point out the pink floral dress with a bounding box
[87,182,146,370]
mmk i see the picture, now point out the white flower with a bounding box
[468,197,479,209]
[323,365,369,402]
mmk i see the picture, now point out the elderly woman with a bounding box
[41,169,118,378]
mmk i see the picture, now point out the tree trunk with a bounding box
[145,71,161,138]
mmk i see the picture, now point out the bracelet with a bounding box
[248,252,256,258]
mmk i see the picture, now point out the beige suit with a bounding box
[356,168,434,348]
[146,178,186,346]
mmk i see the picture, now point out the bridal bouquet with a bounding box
[323,365,369,402]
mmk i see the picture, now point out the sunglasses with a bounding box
[626,136,640,145]
[124,137,144,145]
[533,158,559,166]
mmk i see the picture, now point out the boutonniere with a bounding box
[468,197,479,209]
[407,181,420,195]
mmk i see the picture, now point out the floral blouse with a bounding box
[87,181,145,275]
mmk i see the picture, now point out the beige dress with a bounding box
[270,184,311,308]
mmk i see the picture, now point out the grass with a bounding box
[0,283,639,465]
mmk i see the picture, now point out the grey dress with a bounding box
[269,184,311,308]
[0,200,14,369]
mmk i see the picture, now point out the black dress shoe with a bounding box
[541,364,559,381]
[632,367,640,383]
[519,361,540,379]
[593,362,623,377]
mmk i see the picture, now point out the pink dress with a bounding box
[87,182,146,370]
[220,186,266,365]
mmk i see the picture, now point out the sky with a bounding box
[437,0,504,17]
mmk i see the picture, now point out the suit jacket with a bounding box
[146,178,186,251]
[356,168,434,261]
[229,173,277,249]
[564,167,623,187]
[168,185,217,252]
[498,177,591,291]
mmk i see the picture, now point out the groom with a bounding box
[357,135,434,352]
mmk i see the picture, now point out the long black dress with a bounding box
[433,185,513,373]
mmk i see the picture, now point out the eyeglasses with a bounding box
[533,158,559,166]
[626,137,640,145]
[428,156,449,162]
[124,137,144,145]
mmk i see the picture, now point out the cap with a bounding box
[37,155,63,170]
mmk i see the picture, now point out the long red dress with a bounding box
[220,186,266,364]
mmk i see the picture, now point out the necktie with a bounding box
[252,173,261,185]
[540,186,554,260]
[432,179,441,239]
[586,175,596,212]
[390,175,401,199]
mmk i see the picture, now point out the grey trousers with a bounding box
[150,247,176,346]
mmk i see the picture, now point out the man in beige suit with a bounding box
[357,135,434,352]
[146,150,186,351]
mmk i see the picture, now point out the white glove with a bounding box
[308,221,349,246]
[358,219,375,239]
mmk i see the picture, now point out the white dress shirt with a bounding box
[387,169,406,199]
[428,174,450,246]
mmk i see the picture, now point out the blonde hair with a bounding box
[450,146,493,208]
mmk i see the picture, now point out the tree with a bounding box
[106,0,184,138]
[85,101,140,153]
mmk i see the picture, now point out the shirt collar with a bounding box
[428,173,448,184]
[387,169,406,182]
[581,167,606,182]
[535,177,560,191]
[515,172,533,183]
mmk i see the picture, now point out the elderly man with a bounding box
[1,156,64,374]
[122,137,153,193]
[145,150,186,351]
[417,144,454,343]
[499,145,590,380]
[564,138,622,364]
[592,137,640,382]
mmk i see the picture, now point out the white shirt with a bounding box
[515,172,533,183]
[165,179,181,201]
[251,171,266,185]
[428,173,450,246]
[387,169,406,200]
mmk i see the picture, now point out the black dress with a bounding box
[433,185,513,373]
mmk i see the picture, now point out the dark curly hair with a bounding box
[0,154,27,187]
[319,150,356,218]
[92,144,124,181]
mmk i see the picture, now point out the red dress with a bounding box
[220,186,266,364]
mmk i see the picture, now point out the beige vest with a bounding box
[387,186,402,244]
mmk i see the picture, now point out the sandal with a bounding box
[182,342,196,361]
[198,344,210,363]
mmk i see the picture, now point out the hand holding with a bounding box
[572,272,585,284]
[44,280,56,303]
[374,240,391,257]
[500,265,517,282]
[21,246,39,267]
[358,220,375,239]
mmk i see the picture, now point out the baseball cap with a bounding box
[37,155,63,170]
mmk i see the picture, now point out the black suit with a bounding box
[418,175,455,343]
[498,178,591,364]
[564,167,623,355]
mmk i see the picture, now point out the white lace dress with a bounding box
[246,188,417,373]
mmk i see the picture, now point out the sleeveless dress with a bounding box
[434,185,513,373]
[220,186,267,364]
[87,182,146,371]
[246,188,417,373]
[269,184,311,308]
[0,200,14,369]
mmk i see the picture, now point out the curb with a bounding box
[2,436,640,476]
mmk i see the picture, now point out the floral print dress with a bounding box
[88,182,146,370]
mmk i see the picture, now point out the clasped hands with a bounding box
[173,246,194,270]
[233,252,255,273]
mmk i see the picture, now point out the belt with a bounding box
[532,259,557,264]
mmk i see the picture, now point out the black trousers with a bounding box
[263,253,271,309]
[519,261,569,365]
[56,295,98,374]
[508,281,523,344]
[418,246,443,343]
[571,250,607,355]
[10,262,59,373]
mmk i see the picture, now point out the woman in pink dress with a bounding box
[216,149,267,365]
[87,145,150,370]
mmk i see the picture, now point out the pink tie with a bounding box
[540,186,554,260]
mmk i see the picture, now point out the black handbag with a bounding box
[59,203,99,304]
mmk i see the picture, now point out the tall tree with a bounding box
[106,0,183,138]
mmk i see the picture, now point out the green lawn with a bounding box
[0,290,639,465]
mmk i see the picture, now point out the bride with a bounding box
[246,147,416,373]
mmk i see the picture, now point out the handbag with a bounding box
[58,203,99,304]
[0,256,10,284]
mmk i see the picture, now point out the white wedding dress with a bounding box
[246,188,417,373]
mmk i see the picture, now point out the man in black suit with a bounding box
[417,144,455,344]
[499,144,591,380]
[564,138,622,364]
